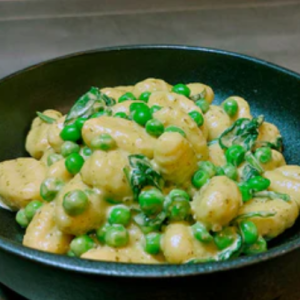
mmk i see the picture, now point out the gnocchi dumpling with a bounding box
[82,116,156,158]
[24,202,72,254]
[148,91,208,139]
[265,166,300,207]
[0,158,46,210]
[154,107,208,160]
[205,105,232,141]
[132,78,172,98]
[153,132,198,185]
[238,197,299,239]
[26,110,62,159]
[80,150,132,203]
[191,176,242,231]
[55,175,108,235]
[161,222,217,263]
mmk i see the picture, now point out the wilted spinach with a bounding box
[123,154,164,200]
[36,112,56,124]
[241,152,264,181]
[64,87,115,125]
[253,191,290,202]
[190,89,207,101]
[254,136,283,152]
[133,211,166,234]
[186,231,242,263]
[219,115,264,151]
[232,211,276,223]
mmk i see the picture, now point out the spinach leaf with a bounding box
[233,211,276,222]
[217,233,242,261]
[207,139,218,146]
[100,93,116,107]
[123,154,164,200]
[133,211,166,234]
[185,257,217,264]
[219,115,264,151]
[241,164,261,182]
[254,136,283,152]
[253,191,290,202]
[245,152,264,173]
[241,151,264,181]
[64,87,115,125]
[187,233,242,263]
[190,89,206,101]
[186,229,242,263]
[36,112,56,124]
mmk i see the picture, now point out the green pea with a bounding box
[144,232,161,255]
[91,133,116,151]
[188,110,204,126]
[114,112,129,120]
[247,176,270,192]
[118,92,136,103]
[214,227,235,250]
[164,192,190,221]
[61,141,80,157]
[70,235,95,257]
[255,147,272,164]
[216,166,225,176]
[40,177,64,202]
[168,189,190,201]
[139,91,151,103]
[172,84,191,97]
[132,106,152,126]
[240,220,258,245]
[129,102,148,113]
[108,205,131,226]
[150,105,162,115]
[192,170,210,188]
[16,209,30,228]
[105,224,129,248]
[25,200,43,221]
[165,126,186,137]
[225,145,245,166]
[192,222,213,243]
[198,161,217,178]
[222,98,238,117]
[222,163,238,180]
[145,119,164,137]
[195,99,210,113]
[75,117,87,131]
[65,153,85,175]
[63,190,89,216]
[243,236,267,255]
[138,188,164,216]
[47,153,63,167]
[238,183,253,202]
[67,250,76,257]
[82,146,92,157]
[96,223,110,244]
[60,124,81,142]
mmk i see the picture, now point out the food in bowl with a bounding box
[0,78,298,264]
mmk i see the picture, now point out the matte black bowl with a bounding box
[1,45,300,300]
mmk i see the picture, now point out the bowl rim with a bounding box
[0,44,300,278]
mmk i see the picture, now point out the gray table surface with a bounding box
[1,0,300,299]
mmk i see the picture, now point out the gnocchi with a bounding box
[0,78,298,265]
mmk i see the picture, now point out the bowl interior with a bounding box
[0,46,300,273]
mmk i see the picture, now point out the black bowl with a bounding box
[1,45,300,300]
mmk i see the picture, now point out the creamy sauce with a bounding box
[0,78,298,264]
